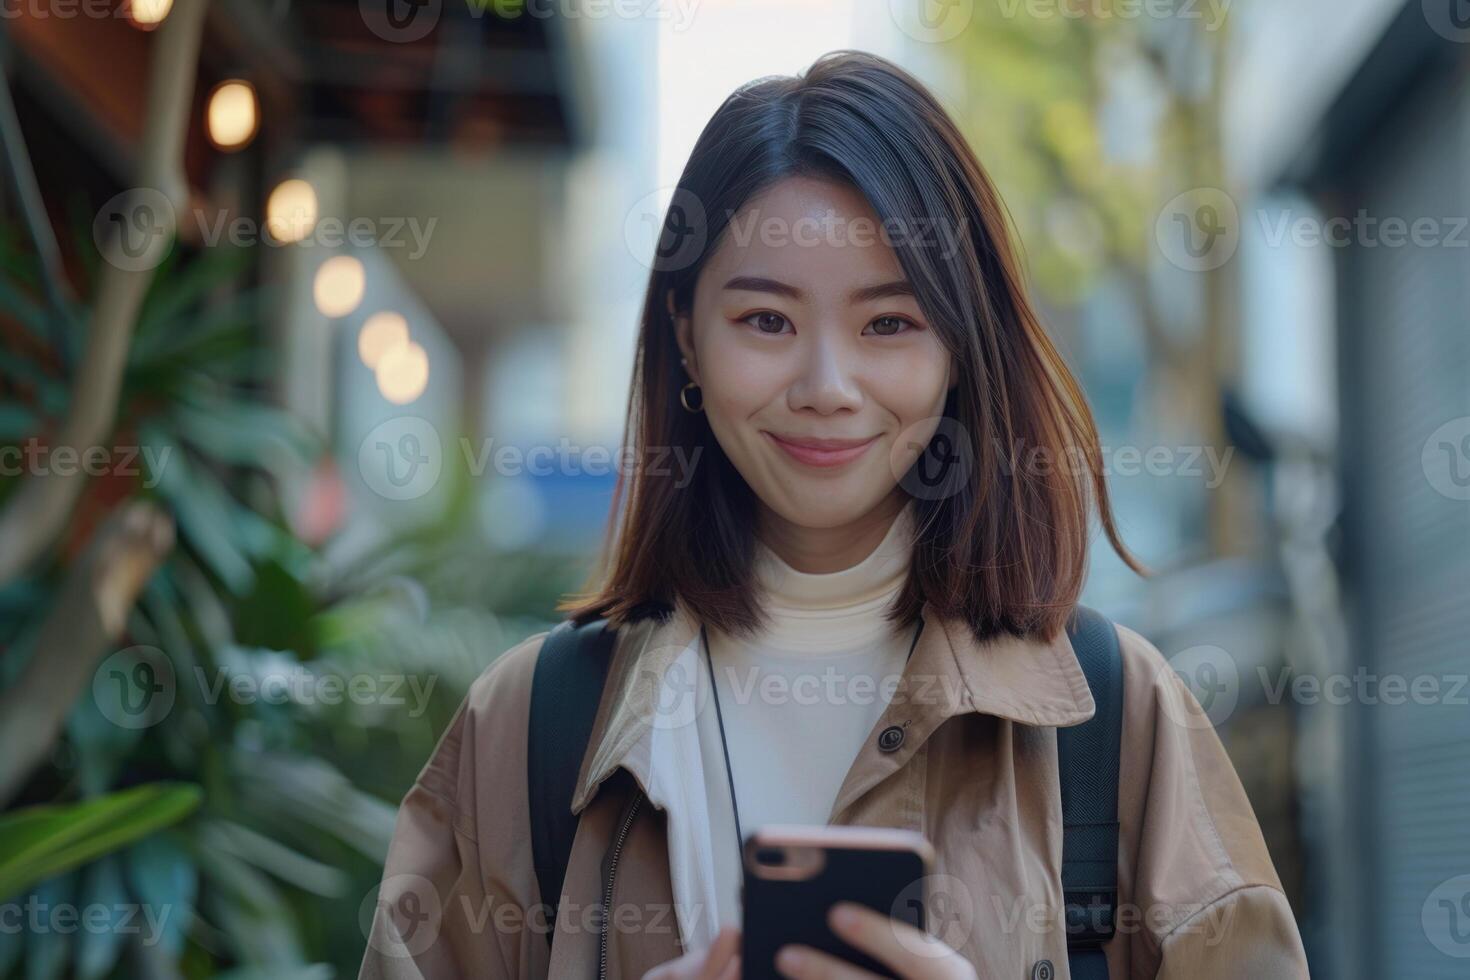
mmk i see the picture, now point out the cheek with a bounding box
[698,332,784,417]
[872,350,951,420]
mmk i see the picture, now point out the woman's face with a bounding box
[673,176,956,533]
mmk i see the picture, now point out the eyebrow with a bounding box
[722,275,915,304]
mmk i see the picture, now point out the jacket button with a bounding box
[1030,961,1055,980]
[877,725,905,752]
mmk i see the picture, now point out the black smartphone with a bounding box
[741,824,936,979]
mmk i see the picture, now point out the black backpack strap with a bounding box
[1058,605,1124,979]
[528,617,618,947]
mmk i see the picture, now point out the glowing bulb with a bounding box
[266,178,317,244]
[127,0,171,27]
[313,256,365,318]
[358,311,409,368]
[207,80,258,151]
[376,341,429,405]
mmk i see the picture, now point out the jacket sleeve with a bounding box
[1111,624,1311,980]
[359,634,552,980]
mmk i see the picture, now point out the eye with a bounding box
[865,315,918,337]
[739,311,792,335]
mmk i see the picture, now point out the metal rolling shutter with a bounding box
[1340,62,1470,979]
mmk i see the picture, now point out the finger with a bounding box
[641,957,685,980]
[775,943,884,980]
[826,902,953,972]
[714,954,741,980]
[699,926,742,980]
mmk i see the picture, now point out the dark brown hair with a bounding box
[559,49,1146,643]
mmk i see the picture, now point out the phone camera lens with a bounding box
[754,847,786,866]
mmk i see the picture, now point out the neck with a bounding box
[754,492,911,575]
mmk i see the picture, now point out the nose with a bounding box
[786,329,862,415]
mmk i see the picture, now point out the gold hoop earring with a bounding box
[680,381,704,413]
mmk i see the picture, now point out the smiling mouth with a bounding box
[762,431,880,468]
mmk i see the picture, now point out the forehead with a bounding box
[698,176,909,299]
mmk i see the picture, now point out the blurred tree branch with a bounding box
[0,500,175,806]
[0,36,76,359]
[0,0,206,585]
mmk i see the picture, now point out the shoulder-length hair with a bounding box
[559,49,1145,643]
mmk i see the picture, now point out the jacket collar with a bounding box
[569,595,1097,815]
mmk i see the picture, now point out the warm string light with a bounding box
[266,178,318,244]
[125,0,172,28]
[313,256,365,318]
[267,175,430,405]
[376,340,430,405]
[206,80,258,151]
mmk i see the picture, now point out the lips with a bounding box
[762,431,880,468]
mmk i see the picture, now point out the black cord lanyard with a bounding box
[698,614,925,864]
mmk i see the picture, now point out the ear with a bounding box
[669,290,699,383]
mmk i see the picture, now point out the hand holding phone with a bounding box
[741,825,973,980]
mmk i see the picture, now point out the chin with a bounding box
[760,488,889,531]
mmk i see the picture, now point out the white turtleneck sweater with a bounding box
[694,500,919,930]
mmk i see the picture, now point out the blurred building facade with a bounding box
[1226,1,1470,976]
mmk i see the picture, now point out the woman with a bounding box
[360,51,1309,980]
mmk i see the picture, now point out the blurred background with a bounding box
[0,0,1466,976]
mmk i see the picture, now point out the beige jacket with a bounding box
[359,598,1310,979]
